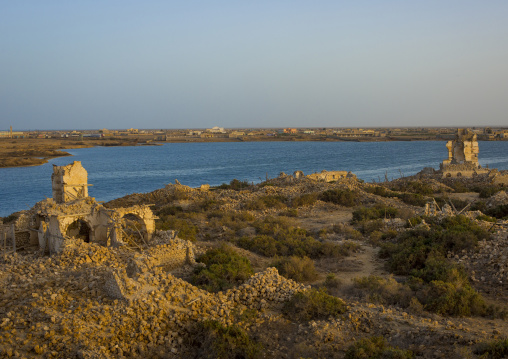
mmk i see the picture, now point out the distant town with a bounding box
[2,126,508,143]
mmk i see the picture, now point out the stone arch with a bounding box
[446,173,452,178]
[456,172,462,177]
[66,219,92,243]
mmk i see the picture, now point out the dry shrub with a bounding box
[349,276,413,307]
[272,256,318,282]
[282,288,347,321]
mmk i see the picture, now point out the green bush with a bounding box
[473,185,503,198]
[351,276,413,307]
[485,204,508,220]
[157,216,198,241]
[476,214,497,222]
[1,213,18,224]
[319,189,360,207]
[364,186,393,197]
[470,200,487,213]
[191,244,254,292]
[156,205,183,216]
[356,219,384,235]
[245,195,287,210]
[238,235,278,257]
[216,178,250,190]
[449,181,469,193]
[237,216,361,258]
[416,280,487,316]
[381,216,488,276]
[475,339,508,359]
[281,208,299,217]
[411,253,468,284]
[291,193,318,207]
[188,320,263,359]
[272,256,318,282]
[324,273,342,290]
[345,336,414,359]
[207,210,255,231]
[352,205,398,223]
[378,216,496,317]
[406,181,434,195]
[282,288,347,321]
[397,193,427,206]
[333,224,363,240]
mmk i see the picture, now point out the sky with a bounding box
[1,1,508,130]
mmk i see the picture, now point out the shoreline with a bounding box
[1,135,506,169]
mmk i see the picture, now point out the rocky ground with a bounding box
[1,174,507,358]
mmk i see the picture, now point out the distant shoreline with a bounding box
[1,135,506,169]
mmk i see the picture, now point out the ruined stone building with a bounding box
[51,161,89,203]
[7,161,156,255]
[440,129,489,178]
[305,170,357,182]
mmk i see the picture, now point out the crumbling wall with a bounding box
[306,170,356,182]
[27,196,156,254]
[440,129,489,178]
[51,161,89,203]
[115,205,156,242]
[127,234,196,276]
[443,129,479,166]
[104,268,139,300]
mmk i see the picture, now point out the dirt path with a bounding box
[314,243,388,286]
[337,244,387,283]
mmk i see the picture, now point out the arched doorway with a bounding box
[66,219,92,243]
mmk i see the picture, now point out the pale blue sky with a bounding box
[1,1,507,130]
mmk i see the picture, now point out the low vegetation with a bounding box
[191,245,254,292]
[245,195,287,210]
[352,204,398,222]
[474,339,508,359]
[216,178,251,191]
[188,320,263,359]
[271,256,318,282]
[282,288,347,321]
[319,188,360,207]
[345,336,414,359]
[372,216,502,317]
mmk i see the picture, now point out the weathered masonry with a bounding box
[298,170,357,182]
[9,161,156,254]
[52,161,90,203]
[440,129,489,178]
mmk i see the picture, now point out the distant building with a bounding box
[283,128,298,134]
[440,128,489,178]
[229,131,245,138]
[207,126,226,133]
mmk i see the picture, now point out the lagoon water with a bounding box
[1,140,508,217]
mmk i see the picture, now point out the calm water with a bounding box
[1,141,508,217]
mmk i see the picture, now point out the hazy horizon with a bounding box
[2,1,508,130]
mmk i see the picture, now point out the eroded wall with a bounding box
[52,161,89,203]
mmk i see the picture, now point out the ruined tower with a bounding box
[51,161,89,203]
[440,129,488,178]
[442,129,479,167]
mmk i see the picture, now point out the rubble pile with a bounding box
[459,224,508,287]
[486,190,508,208]
[224,267,309,309]
[0,243,309,358]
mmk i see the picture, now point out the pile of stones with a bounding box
[458,224,508,286]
